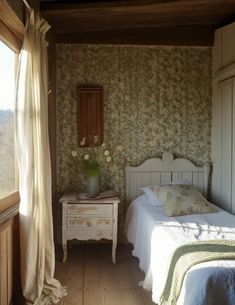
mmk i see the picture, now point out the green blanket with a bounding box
[160,239,235,305]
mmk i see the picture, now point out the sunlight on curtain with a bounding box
[15,9,66,305]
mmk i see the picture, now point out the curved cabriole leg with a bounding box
[112,241,117,264]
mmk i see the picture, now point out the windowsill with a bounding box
[0,201,19,224]
[0,191,20,214]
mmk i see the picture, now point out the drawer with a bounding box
[67,229,113,241]
[67,204,113,216]
[67,217,113,228]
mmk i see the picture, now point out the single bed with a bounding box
[125,151,235,305]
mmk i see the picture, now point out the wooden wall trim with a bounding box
[0,202,19,226]
[0,208,21,305]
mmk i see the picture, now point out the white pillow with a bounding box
[140,180,190,206]
[140,187,163,206]
[153,184,217,216]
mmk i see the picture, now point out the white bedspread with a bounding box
[125,194,235,305]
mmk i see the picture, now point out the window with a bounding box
[0,1,24,212]
[0,40,18,205]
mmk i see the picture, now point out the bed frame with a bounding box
[125,151,211,204]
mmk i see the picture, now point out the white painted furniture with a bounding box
[125,151,210,204]
[60,193,119,263]
[212,21,235,213]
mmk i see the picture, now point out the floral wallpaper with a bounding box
[56,44,212,235]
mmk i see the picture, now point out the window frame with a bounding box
[0,1,24,52]
[0,1,24,212]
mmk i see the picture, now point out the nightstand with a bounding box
[59,193,119,264]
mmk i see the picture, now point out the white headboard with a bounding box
[125,151,211,204]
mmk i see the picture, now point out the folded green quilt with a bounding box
[160,240,235,305]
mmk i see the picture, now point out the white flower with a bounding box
[104,150,110,156]
[72,151,78,157]
[101,142,106,148]
[117,145,123,151]
[84,154,89,160]
[106,156,111,162]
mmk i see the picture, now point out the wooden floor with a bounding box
[55,244,155,305]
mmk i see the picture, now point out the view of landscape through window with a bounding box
[0,41,17,198]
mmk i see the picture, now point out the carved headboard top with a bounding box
[125,151,211,204]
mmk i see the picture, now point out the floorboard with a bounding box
[55,244,155,305]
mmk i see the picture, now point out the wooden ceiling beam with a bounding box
[39,0,235,45]
[56,25,214,46]
[48,12,233,33]
[40,0,235,33]
[41,0,235,20]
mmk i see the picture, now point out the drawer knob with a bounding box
[86,221,91,227]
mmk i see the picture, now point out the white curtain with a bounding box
[15,9,66,305]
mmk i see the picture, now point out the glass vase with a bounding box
[86,175,100,198]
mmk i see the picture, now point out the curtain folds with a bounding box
[15,9,66,305]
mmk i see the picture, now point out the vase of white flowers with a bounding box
[86,175,100,197]
[71,135,123,197]
[83,151,100,197]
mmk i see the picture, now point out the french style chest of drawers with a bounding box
[59,193,119,263]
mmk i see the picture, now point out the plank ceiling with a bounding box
[40,0,235,45]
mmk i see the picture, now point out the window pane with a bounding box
[0,41,17,199]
